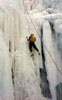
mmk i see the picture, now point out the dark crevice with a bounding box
[39,28,52,98]
[9,40,11,52]
[56,82,62,100]
[49,22,55,33]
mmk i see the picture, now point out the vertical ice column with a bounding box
[43,20,57,100]
[14,0,47,100]
[53,19,62,87]
[0,29,14,100]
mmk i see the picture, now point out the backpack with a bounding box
[29,35,36,42]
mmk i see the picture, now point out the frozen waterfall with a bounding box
[14,7,46,100]
[0,29,14,100]
[0,0,62,100]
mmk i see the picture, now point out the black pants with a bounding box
[29,42,39,52]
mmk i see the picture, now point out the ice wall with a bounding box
[0,0,62,100]
[0,1,21,100]
[0,29,14,100]
[42,20,57,100]
[42,16,62,100]
[14,0,46,100]
[0,0,21,67]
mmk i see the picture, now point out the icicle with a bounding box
[43,20,57,100]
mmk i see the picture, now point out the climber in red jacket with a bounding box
[26,34,40,56]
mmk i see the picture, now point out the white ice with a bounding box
[0,29,14,100]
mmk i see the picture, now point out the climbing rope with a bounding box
[22,0,62,76]
[22,0,31,34]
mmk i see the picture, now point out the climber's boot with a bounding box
[30,52,34,56]
[38,51,40,55]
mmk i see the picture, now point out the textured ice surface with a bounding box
[0,29,14,100]
[0,0,62,100]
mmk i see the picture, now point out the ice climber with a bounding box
[26,34,40,56]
